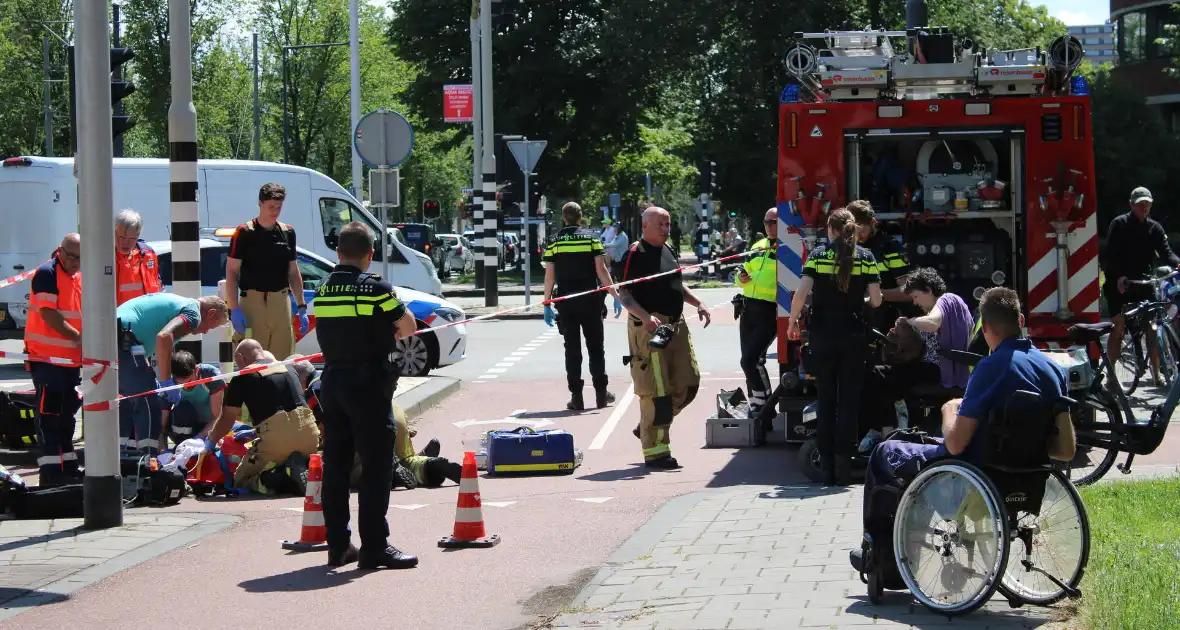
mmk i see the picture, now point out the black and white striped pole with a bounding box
[479,0,498,306]
[169,0,201,360]
[76,0,122,529]
[470,5,484,289]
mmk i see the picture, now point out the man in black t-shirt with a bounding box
[226,183,309,360]
[618,207,710,470]
[200,339,320,492]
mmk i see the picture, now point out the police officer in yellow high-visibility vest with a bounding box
[735,208,780,417]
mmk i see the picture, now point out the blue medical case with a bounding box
[486,427,576,476]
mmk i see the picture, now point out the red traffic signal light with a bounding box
[422,199,440,219]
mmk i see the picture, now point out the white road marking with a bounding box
[589,384,635,450]
[482,501,517,507]
[510,351,531,356]
[476,332,558,380]
[494,362,515,368]
[486,368,507,374]
[282,507,302,512]
[389,504,429,511]
[574,497,614,504]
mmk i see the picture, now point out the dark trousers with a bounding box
[320,365,396,552]
[556,293,608,392]
[863,362,941,429]
[167,400,211,446]
[739,299,777,411]
[810,328,866,458]
[31,363,81,477]
[117,342,162,454]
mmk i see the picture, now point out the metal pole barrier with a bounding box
[470,12,484,289]
[169,0,201,361]
[43,35,54,157]
[77,0,122,529]
[348,0,362,196]
[479,0,497,306]
[523,170,530,305]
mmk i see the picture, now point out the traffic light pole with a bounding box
[470,6,484,289]
[479,0,498,307]
[168,0,201,361]
[76,0,122,530]
[112,3,124,158]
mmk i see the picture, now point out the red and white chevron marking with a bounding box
[1026,213,1100,316]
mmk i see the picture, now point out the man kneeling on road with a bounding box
[160,350,226,449]
[200,339,320,493]
[849,287,1077,572]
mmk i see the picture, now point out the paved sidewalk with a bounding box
[0,512,238,621]
[549,484,1063,630]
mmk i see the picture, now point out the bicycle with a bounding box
[1111,270,1180,395]
[1060,315,1180,485]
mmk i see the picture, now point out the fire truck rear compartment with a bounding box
[848,131,1023,309]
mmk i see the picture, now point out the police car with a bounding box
[148,238,468,376]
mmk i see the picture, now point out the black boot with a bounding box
[633,424,641,439]
[418,438,441,458]
[593,377,614,409]
[567,380,585,411]
[645,456,681,470]
[358,545,419,570]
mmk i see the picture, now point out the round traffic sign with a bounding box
[353,108,414,168]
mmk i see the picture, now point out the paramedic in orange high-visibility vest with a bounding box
[114,209,162,305]
[24,233,83,486]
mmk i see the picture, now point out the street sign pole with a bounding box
[354,107,413,281]
[469,11,484,288]
[479,0,498,307]
[507,139,547,307]
[76,0,121,529]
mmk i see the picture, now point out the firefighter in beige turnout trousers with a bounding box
[618,207,709,469]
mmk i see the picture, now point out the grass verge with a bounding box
[1076,477,1180,629]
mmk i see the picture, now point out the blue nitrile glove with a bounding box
[202,437,217,453]
[157,378,181,405]
[295,305,310,336]
[230,307,248,334]
[613,297,623,318]
[543,305,555,327]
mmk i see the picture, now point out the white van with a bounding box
[0,156,441,329]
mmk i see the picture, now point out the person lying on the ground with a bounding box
[392,404,462,489]
[160,350,225,449]
[199,339,320,493]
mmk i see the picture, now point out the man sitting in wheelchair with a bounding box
[850,287,1078,582]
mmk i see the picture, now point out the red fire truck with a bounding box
[772,12,1096,449]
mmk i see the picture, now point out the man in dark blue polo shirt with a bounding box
[852,287,1076,571]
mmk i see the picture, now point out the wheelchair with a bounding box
[856,390,1091,615]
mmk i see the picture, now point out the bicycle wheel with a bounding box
[1155,321,1180,389]
[1061,394,1123,486]
[998,470,1090,606]
[1112,330,1144,395]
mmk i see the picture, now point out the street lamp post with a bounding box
[281,41,349,164]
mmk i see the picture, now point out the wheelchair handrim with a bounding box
[893,462,1009,615]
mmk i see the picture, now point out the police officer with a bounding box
[226,183,309,359]
[787,208,882,485]
[114,209,162,305]
[25,233,83,485]
[542,202,621,410]
[735,208,779,417]
[848,200,913,334]
[314,221,419,570]
[618,207,709,470]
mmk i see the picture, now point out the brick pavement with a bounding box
[0,512,237,621]
[548,484,1066,630]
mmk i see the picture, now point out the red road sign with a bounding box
[443,84,474,123]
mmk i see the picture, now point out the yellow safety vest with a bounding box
[739,238,777,303]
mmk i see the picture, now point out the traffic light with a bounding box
[109,47,137,147]
[728,209,737,218]
[67,45,137,155]
[422,199,440,220]
[699,159,718,195]
[496,182,515,209]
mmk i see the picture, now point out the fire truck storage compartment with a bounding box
[846,129,1023,309]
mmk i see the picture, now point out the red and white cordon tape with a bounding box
[0,264,41,291]
[41,246,779,410]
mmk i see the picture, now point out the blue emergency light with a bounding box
[1070,75,1089,96]
[780,84,801,104]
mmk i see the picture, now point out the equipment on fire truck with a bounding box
[915,138,1002,213]
[1038,167,1089,320]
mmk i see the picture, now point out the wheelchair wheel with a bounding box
[998,470,1090,606]
[893,461,1009,616]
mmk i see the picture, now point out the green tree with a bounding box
[0,0,74,157]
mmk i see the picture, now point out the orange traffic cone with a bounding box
[438,451,500,548]
[281,453,329,552]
